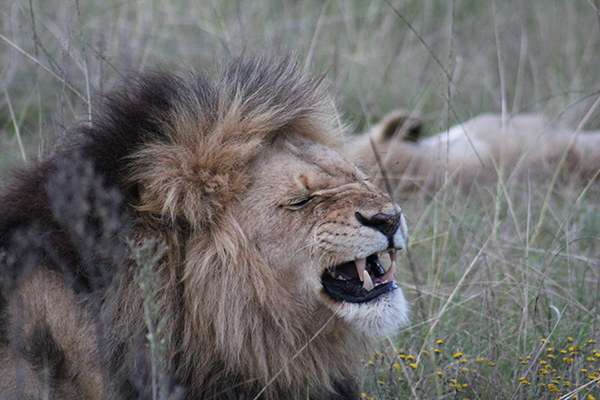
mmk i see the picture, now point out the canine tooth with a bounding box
[381,261,395,282]
[355,258,366,282]
[363,270,374,292]
[390,250,397,264]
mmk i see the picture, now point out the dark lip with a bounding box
[320,272,397,303]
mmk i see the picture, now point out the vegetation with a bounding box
[2,0,600,398]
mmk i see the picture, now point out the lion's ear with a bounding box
[130,141,249,228]
[377,110,425,143]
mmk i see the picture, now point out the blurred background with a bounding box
[2,0,600,168]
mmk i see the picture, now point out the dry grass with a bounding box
[2,0,600,398]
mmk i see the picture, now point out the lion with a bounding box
[0,55,409,400]
[348,110,600,195]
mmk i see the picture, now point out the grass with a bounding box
[361,179,600,399]
[2,0,600,399]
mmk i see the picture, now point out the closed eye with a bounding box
[285,195,315,210]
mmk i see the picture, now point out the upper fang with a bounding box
[355,258,366,282]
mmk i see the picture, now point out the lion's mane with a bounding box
[0,55,405,400]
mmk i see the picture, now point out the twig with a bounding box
[3,86,27,163]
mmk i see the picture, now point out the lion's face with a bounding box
[236,136,409,337]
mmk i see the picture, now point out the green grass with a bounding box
[361,180,600,399]
[2,0,600,399]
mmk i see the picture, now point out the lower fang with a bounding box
[363,270,374,291]
[380,261,395,282]
[390,250,398,264]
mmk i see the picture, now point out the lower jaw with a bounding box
[331,287,410,338]
[320,273,397,304]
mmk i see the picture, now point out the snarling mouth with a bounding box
[321,250,398,303]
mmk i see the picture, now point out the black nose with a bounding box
[355,211,401,248]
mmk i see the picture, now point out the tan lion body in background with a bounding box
[0,56,408,400]
[349,111,600,195]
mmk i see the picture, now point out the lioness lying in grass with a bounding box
[348,110,600,195]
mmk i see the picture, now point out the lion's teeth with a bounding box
[381,261,395,282]
[390,250,397,264]
[355,258,366,282]
[363,270,374,291]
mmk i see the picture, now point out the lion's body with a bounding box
[0,56,408,399]
[349,111,600,194]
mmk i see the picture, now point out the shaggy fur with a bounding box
[0,55,409,399]
[349,110,600,195]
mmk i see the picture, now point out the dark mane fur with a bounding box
[0,54,357,399]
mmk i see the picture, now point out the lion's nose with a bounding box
[355,211,402,248]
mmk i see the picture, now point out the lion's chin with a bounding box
[333,289,409,338]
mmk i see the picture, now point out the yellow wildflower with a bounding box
[453,353,463,359]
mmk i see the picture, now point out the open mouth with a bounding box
[321,250,398,303]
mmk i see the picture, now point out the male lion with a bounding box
[349,110,600,195]
[0,55,408,399]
